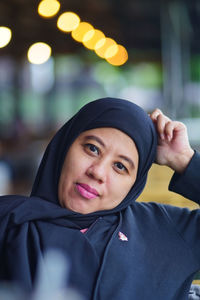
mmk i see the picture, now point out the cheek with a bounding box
[65,155,90,181]
[111,175,135,200]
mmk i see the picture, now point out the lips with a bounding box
[76,183,99,200]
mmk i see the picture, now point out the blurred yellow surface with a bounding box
[193,280,200,284]
[137,164,199,210]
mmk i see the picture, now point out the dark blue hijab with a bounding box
[0,97,157,295]
[31,97,157,218]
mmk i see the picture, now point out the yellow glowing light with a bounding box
[27,42,52,64]
[82,29,105,50]
[106,45,128,66]
[83,29,95,42]
[95,37,117,58]
[94,38,105,49]
[0,26,12,48]
[38,0,60,18]
[105,44,119,59]
[71,22,94,42]
[57,12,80,32]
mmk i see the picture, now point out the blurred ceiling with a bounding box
[0,0,200,61]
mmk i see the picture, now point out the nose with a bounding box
[86,160,107,184]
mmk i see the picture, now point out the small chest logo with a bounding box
[118,231,128,242]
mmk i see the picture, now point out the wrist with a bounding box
[168,149,194,173]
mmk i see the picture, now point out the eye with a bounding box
[85,143,99,155]
[114,162,128,173]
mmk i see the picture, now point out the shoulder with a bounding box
[123,202,168,225]
[129,201,169,214]
[123,202,198,239]
[128,201,193,223]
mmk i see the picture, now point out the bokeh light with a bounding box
[104,44,119,59]
[71,22,94,42]
[82,29,105,50]
[95,38,117,58]
[106,45,128,66]
[0,26,12,48]
[27,42,52,65]
[38,0,60,18]
[57,12,80,32]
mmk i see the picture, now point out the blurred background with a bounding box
[0,0,200,210]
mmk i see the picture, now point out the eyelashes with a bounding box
[84,143,128,174]
[85,143,99,155]
[114,162,128,173]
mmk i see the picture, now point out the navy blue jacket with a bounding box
[0,98,199,299]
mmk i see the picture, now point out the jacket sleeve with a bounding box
[165,151,200,263]
[168,151,200,205]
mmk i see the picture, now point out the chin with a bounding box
[74,206,98,215]
[65,201,97,214]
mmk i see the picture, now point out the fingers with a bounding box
[156,114,171,141]
[149,108,186,141]
[150,108,165,122]
[163,120,186,141]
[150,108,170,140]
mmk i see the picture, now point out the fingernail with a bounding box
[167,135,171,141]
[160,133,165,140]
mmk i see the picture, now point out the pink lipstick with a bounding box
[76,183,99,200]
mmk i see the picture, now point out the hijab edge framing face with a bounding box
[31,97,157,217]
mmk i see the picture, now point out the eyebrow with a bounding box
[84,135,105,147]
[84,135,135,169]
[118,155,135,169]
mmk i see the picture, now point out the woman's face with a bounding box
[58,127,139,214]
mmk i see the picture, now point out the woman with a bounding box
[0,97,199,299]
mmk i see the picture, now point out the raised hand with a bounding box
[150,109,194,173]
